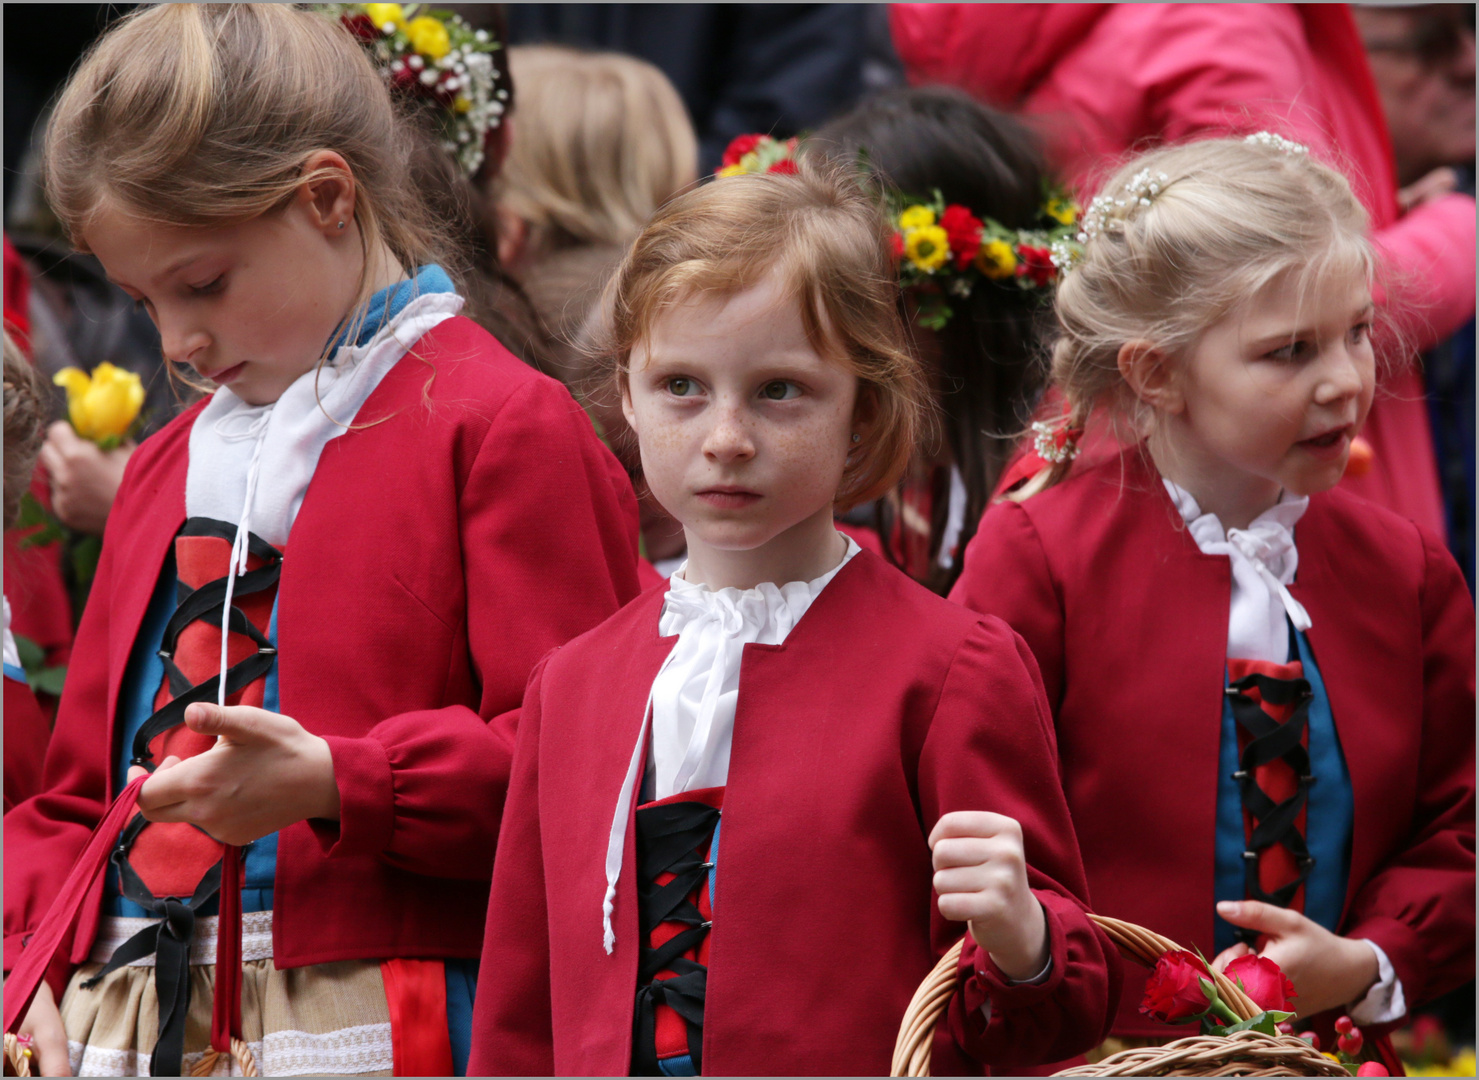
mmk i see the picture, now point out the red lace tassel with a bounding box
[380,958,454,1077]
[211,845,245,1052]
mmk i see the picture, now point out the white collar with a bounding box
[1163,477,1312,662]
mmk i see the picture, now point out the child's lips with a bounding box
[202,361,245,385]
[696,487,761,509]
[1297,426,1350,461]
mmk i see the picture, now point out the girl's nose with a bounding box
[1314,342,1369,404]
[158,316,210,370]
[701,406,756,463]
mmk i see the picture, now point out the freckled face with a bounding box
[82,201,362,406]
[622,272,859,553]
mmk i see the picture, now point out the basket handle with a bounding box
[889,914,1263,1077]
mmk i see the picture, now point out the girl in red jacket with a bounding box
[468,160,1120,1076]
[5,6,640,1076]
[952,136,1474,1065]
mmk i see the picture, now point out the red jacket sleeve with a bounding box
[3,480,122,991]
[949,501,1067,712]
[917,618,1120,1068]
[312,375,640,878]
[1342,527,1476,1008]
[467,652,556,1077]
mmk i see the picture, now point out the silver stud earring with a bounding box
[336,220,346,230]
[851,433,861,443]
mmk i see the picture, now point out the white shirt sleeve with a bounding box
[1348,939,1406,1026]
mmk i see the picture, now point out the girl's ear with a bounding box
[850,381,880,446]
[297,150,357,237]
[619,375,637,433]
[1117,341,1184,414]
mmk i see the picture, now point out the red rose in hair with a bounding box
[938,205,984,269]
[721,134,764,168]
[1224,954,1296,1013]
[1140,950,1212,1024]
[889,232,906,263]
[1016,245,1056,287]
[342,13,380,41]
[767,159,798,175]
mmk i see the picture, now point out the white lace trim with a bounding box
[88,910,275,966]
[69,1023,393,1076]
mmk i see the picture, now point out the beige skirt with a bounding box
[59,913,394,1077]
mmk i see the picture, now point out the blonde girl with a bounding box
[952,136,1474,1068]
[467,160,1120,1076]
[5,6,639,1076]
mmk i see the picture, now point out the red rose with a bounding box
[1224,954,1296,1013]
[767,158,798,175]
[342,13,380,41]
[938,205,984,269]
[721,134,765,168]
[1140,950,1213,1024]
[889,232,906,263]
[1015,245,1056,287]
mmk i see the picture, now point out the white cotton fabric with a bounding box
[1163,479,1311,663]
[1164,478,1403,1020]
[185,291,463,549]
[601,535,861,954]
[3,595,19,671]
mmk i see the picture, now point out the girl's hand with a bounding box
[39,421,134,535]
[125,703,340,846]
[929,811,1049,981]
[1213,900,1379,1017]
[17,981,71,1076]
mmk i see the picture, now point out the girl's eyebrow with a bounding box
[1248,304,1375,349]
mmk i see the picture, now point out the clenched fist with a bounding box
[930,811,1049,981]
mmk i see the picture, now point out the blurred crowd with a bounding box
[3,2,1474,1069]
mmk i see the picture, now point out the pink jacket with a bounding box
[891,2,1475,537]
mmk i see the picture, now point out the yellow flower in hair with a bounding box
[716,164,746,179]
[976,239,1018,280]
[362,3,405,31]
[406,15,451,59]
[905,225,950,272]
[53,363,144,444]
[898,205,936,231]
[1045,198,1079,225]
[454,95,472,114]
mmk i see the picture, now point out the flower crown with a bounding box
[327,3,508,177]
[715,133,800,177]
[714,133,1083,331]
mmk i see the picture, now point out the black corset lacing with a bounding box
[631,800,720,1076]
[89,517,281,1077]
[1226,668,1316,946]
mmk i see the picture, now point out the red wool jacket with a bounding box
[469,549,1121,1076]
[3,316,642,988]
[951,448,1475,1038]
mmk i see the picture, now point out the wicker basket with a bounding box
[890,914,1348,1077]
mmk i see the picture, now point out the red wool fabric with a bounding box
[951,445,1476,1040]
[470,551,1121,1076]
[3,316,642,998]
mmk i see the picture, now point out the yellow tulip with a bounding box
[976,239,1019,280]
[362,3,404,30]
[904,225,950,272]
[406,15,451,59]
[53,362,144,443]
[898,205,936,231]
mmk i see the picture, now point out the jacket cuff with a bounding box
[1346,915,1425,1017]
[311,734,395,858]
[966,894,1069,1013]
